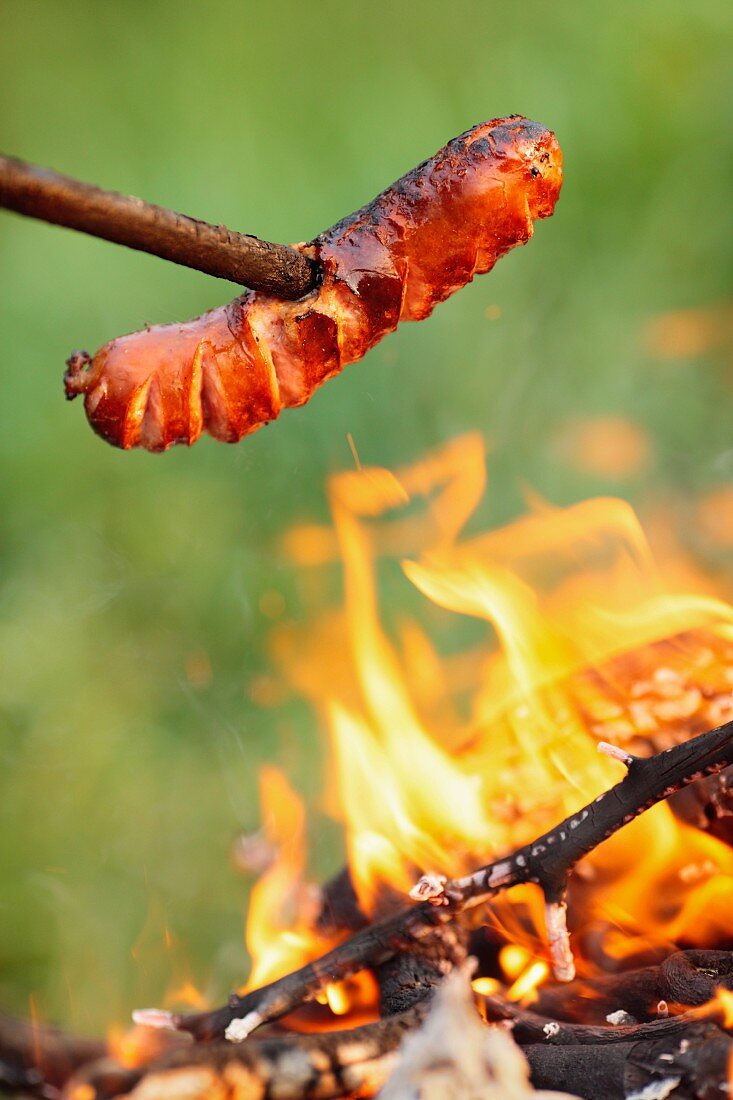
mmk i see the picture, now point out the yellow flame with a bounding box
[472,977,501,996]
[243,767,332,991]
[507,961,550,1003]
[247,434,733,1010]
[714,988,733,1029]
[499,945,533,980]
[165,981,208,1010]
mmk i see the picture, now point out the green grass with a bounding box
[0,0,731,1033]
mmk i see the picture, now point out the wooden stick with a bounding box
[156,718,733,1042]
[534,948,733,1024]
[0,154,317,297]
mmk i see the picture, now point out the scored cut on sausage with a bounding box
[64,116,563,452]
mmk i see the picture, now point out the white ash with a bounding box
[605,1009,637,1026]
[625,1078,682,1100]
[225,1010,263,1043]
[487,860,514,888]
[409,872,448,904]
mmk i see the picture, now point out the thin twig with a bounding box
[0,154,317,297]
[534,949,733,1024]
[142,718,733,1042]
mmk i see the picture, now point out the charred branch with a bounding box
[534,949,733,1025]
[669,764,733,844]
[154,718,733,1042]
[376,923,469,1017]
[63,1006,429,1100]
[0,1011,106,1096]
[9,954,733,1099]
[314,868,369,938]
[60,961,733,1100]
[0,1013,188,1099]
[524,1023,732,1100]
[0,154,317,297]
[477,989,732,1046]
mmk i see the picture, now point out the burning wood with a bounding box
[6,733,733,1098]
[62,1008,426,1100]
[131,719,733,1044]
[120,442,733,1095]
[524,1024,732,1100]
[8,440,733,1099]
[0,1012,105,1096]
[532,949,733,1025]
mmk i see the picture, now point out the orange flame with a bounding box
[107,1022,176,1069]
[244,434,733,1011]
[243,767,328,991]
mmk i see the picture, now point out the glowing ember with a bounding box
[472,977,501,997]
[507,961,550,1004]
[107,1022,173,1069]
[242,434,733,1020]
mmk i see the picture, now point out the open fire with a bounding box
[241,432,733,1018]
[7,433,733,1100]
[4,80,732,1095]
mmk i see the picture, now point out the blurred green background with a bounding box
[1,0,732,1034]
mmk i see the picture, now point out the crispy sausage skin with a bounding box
[64,117,562,451]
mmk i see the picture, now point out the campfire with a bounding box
[3,115,733,1100]
[6,434,733,1100]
